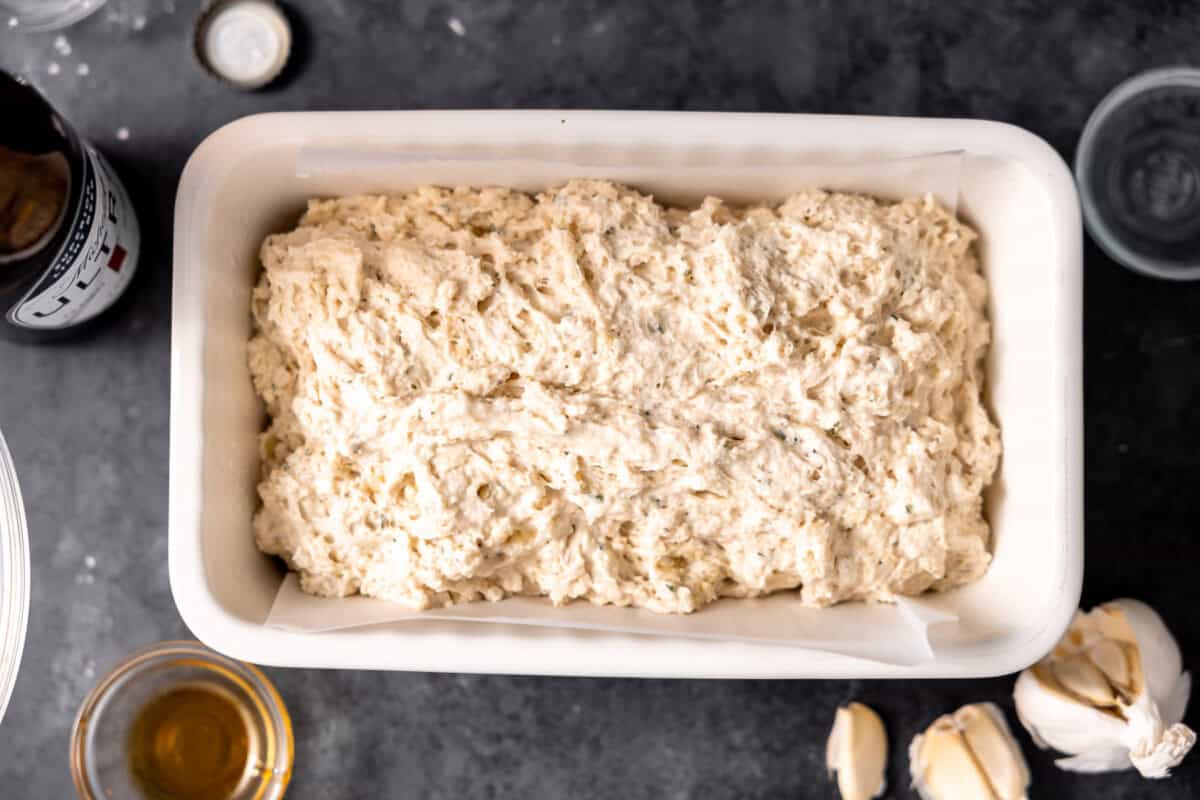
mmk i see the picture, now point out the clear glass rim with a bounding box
[69,640,293,800]
[0,0,107,32]
[0,429,30,729]
[1074,66,1200,281]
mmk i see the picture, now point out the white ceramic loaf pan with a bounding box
[170,111,1082,678]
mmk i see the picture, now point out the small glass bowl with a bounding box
[70,641,293,800]
[1075,67,1200,280]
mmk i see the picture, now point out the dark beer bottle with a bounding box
[0,71,139,343]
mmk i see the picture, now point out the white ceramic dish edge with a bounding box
[169,110,1082,678]
[0,430,30,720]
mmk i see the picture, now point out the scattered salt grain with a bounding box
[132,14,146,31]
[47,62,61,76]
[116,127,130,141]
[447,16,466,37]
[76,63,90,76]
[84,555,96,570]
[6,17,18,29]
[53,35,72,56]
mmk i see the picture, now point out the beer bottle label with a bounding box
[6,145,139,329]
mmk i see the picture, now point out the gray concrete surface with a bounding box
[1,1,1199,797]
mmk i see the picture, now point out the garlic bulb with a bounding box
[826,702,887,800]
[1013,598,1195,778]
[909,702,1030,800]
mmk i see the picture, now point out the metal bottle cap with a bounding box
[194,0,291,90]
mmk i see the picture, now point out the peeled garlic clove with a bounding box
[909,702,1030,800]
[957,703,1031,799]
[910,717,996,800]
[826,702,887,800]
[1013,598,1196,779]
[1051,654,1119,707]
[1087,639,1133,691]
[1106,599,1182,710]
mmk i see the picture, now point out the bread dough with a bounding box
[249,180,1000,614]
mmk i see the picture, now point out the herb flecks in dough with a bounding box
[249,180,1000,614]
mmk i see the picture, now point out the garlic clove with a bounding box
[1013,598,1196,779]
[1087,639,1133,691]
[1107,599,1183,710]
[1051,654,1120,708]
[826,702,887,800]
[909,702,1030,800]
[910,716,997,800]
[956,703,1031,799]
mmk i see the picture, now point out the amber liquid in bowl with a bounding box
[72,642,292,800]
[127,682,259,800]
